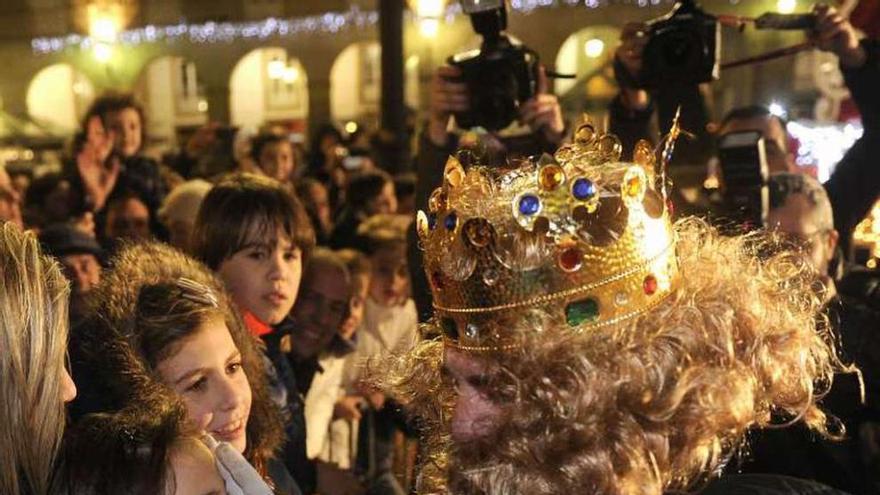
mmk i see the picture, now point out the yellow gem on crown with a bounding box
[539,164,565,191]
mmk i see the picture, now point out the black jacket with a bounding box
[699,474,852,495]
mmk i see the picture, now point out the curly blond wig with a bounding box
[70,241,284,475]
[378,218,841,495]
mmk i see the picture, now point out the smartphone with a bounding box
[718,130,770,229]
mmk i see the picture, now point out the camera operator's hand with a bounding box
[811,4,866,69]
[519,67,565,146]
[428,65,469,147]
[615,22,651,111]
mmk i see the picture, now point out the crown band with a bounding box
[433,242,674,315]
[442,290,674,353]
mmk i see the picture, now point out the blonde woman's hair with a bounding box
[0,223,70,494]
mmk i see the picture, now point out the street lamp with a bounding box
[87,3,122,63]
[777,0,797,14]
[411,0,446,38]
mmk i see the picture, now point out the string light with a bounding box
[787,120,863,182]
[31,1,685,54]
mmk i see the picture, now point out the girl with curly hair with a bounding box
[69,241,298,494]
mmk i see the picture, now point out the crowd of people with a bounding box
[1,3,880,495]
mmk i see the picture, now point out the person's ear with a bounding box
[827,229,839,257]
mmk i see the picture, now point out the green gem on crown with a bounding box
[565,297,599,327]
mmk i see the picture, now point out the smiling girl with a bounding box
[68,241,297,494]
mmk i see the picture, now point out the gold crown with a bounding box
[416,119,680,352]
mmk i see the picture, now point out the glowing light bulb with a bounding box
[267,59,285,80]
[418,18,440,37]
[777,0,797,14]
[345,121,358,134]
[90,16,119,42]
[93,42,112,63]
[768,101,787,118]
[584,38,605,58]
[414,0,445,18]
[282,66,300,83]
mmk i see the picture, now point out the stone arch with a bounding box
[330,41,421,125]
[26,63,95,133]
[133,55,209,146]
[554,25,621,110]
[229,47,309,134]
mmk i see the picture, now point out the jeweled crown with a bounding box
[417,119,680,352]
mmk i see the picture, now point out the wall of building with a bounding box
[1,1,822,144]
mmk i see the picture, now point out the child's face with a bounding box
[158,318,253,454]
[365,181,398,216]
[339,273,370,340]
[106,107,142,158]
[168,438,226,495]
[218,229,302,325]
[289,264,351,360]
[258,141,295,184]
[369,245,409,307]
[306,183,333,234]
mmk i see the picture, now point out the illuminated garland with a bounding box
[30,0,679,54]
[787,120,863,182]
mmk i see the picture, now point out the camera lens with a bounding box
[660,31,702,68]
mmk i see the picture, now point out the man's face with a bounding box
[443,347,504,443]
[721,116,793,174]
[106,197,151,241]
[59,253,102,294]
[0,167,23,228]
[290,264,350,360]
[766,193,838,276]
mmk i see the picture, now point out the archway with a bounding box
[330,42,421,125]
[229,47,309,134]
[26,64,95,133]
[134,55,208,147]
[554,26,621,112]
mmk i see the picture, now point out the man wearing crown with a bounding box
[378,122,849,494]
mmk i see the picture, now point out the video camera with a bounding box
[626,0,818,90]
[448,0,541,132]
[639,0,720,89]
[717,130,770,230]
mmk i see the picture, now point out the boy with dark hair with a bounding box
[191,172,316,493]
